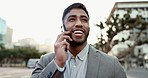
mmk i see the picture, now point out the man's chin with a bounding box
[69,40,85,46]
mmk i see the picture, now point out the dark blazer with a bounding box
[31,45,127,78]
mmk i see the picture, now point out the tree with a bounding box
[0,45,46,67]
[95,9,148,59]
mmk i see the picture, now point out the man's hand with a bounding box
[54,31,72,67]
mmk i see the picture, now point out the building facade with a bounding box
[108,1,148,41]
[0,17,7,44]
[0,17,13,45]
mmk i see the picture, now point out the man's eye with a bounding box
[81,19,88,22]
[69,18,75,22]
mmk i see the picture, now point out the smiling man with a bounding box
[31,3,127,78]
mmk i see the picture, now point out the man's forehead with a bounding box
[64,8,88,19]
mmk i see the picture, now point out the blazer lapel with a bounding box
[85,46,101,78]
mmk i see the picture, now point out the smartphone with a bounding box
[61,25,67,52]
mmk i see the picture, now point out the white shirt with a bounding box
[55,44,89,78]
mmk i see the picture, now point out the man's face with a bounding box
[63,8,90,45]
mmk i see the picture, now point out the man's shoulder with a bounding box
[89,45,117,60]
[41,52,55,60]
[96,50,119,65]
[43,52,55,56]
[99,50,117,60]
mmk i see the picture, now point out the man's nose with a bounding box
[75,24,82,28]
[75,20,83,28]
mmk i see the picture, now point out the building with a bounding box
[0,17,13,45]
[108,1,148,58]
[108,1,148,41]
[108,1,148,20]
[16,38,38,47]
[0,17,7,44]
[4,27,13,44]
[14,38,53,52]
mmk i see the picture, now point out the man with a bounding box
[31,3,127,78]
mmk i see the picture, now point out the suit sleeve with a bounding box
[30,54,64,78]
[114,57,127,78]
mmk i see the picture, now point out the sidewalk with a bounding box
[126,68,148,78]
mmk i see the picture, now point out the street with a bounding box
[0,67,148,78]
[0,67,33,78]
[126,68,148,78]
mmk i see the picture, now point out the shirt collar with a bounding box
[67,44,89,61]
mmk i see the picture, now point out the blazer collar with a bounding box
[85,45,101,78]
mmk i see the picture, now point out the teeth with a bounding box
[74,31,83,34]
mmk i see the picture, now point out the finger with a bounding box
[63,35,72,42]
[57,32,72,42]
[61,31,70,35]
[61,40,69,47]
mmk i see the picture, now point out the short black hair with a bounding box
[62,3,89,23]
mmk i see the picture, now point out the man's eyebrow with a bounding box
[80,15,88,18]
[68,15,88,18]
[68,15,77,18]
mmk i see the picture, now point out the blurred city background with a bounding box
[0,0,148,78]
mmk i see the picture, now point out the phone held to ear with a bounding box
[62,26,67,52]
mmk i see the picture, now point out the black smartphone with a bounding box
[61,25,67,52]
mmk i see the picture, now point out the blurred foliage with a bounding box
[94,9,148,58]
[0,44,47,66]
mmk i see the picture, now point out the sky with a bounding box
[0,0,143,45]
